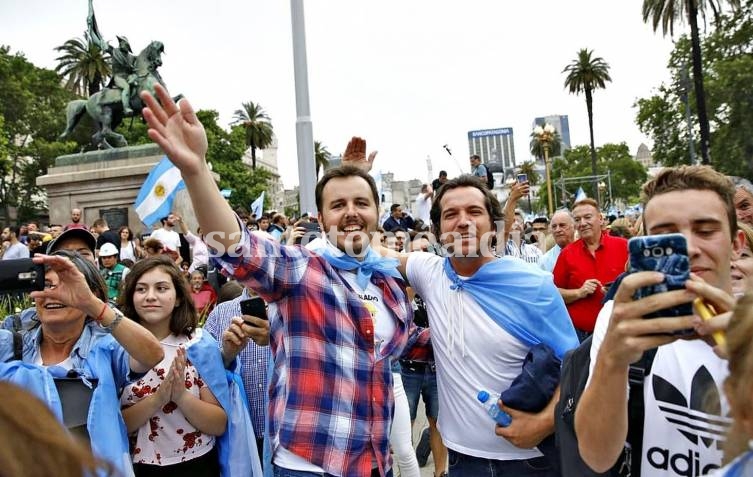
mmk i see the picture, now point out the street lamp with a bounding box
[533,124,556,216]
[598,181,607,209]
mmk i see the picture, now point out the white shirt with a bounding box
[184,231,209,272]
[150,228,181,252]
[406,252,542,461]
[414,193,432,224]
[587,301,730,476]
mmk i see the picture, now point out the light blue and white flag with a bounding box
[574,186,587,203]
[250,191,265,218]
[134,156,186,226]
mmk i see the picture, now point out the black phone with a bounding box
[295,221,321,246]
[517,173,528,183]
[240,297,268,321]
[0,258,45,293]
[628,233,692,321]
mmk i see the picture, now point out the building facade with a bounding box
[467,127,516,172]
[242,136,285,213]
[533,114,571,152]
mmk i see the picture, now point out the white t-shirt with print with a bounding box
[121,333,215,466]
[406,252,542,461]
[588,301,731,477]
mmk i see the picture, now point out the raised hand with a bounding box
[342,136,377,172]
[30,254,100,313]
[140,84,208,177]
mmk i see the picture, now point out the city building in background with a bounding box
[242,135,285,213]
[533,114,571,152]
[634,143,654,168]
[467,127,516,171]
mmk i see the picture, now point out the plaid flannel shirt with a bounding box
[212,227,429,477]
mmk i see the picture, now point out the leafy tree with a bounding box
[529,128,562,160]
[539,143,647,211]
[54,34,111,96]
[562,49,612,201]
[194,109,271,211]
[314,141,331,178]
[232,101,274,169]
[0,46,78,223]
[636,2,753,176]
[641,0,741,165]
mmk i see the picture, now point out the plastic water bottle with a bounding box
[476,390,512,427]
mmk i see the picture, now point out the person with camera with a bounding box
[0,250,163,477]
[575,166,742,477]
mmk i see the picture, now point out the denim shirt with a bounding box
[0,319,134,477]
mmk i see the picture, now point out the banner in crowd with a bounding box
[134,156,186,226]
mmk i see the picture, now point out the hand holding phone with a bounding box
[517,173,528,184]
[240,297,268,323]
[628,233,693,321]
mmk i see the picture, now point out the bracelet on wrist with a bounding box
[99,307,125,333]
[94,302,108,323]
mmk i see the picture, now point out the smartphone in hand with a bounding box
[295,221,321,246]
[240,297,268,323]
[0,258,45,293]
[517,173,528,184]
[628,233,692,320]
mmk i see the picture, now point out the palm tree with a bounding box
[529,128,562,161]
[563,49,611,202]
[54,34,111,97]
[314,141,331,177]
[232,101,274,169]
[642,0,741,165]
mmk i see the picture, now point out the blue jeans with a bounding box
[272,465,393,477]
[400,360,440,420]
[447,449,555,477]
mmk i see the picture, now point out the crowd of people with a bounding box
[2,84,753,477]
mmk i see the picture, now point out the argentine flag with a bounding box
[135,156,186,226]
[250,191,265,218]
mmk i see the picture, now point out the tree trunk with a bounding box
[585,87,600,204]
[251,146,257,169]
[689,1,711,165]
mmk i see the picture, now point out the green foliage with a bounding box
[54,34,111,96]
[232,100,274,169]
[635,1,753,176]
[0,46,78,223]
[540,143,648,210]
[0,293,33,320]
[194,110,272,211]
[314,141,331,178]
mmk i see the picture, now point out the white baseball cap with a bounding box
[99,242,119,257]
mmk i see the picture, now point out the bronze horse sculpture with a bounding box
[59,41,180,149]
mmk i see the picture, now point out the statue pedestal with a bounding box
[37,144,208,235]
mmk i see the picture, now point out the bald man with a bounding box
[539,209,575,273]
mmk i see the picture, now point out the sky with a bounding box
[2,0,677,189]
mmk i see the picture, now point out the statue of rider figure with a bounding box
[87,0,137,114]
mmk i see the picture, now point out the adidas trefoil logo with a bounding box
[652,365,730,449]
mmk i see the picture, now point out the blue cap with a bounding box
[477,390,490,403]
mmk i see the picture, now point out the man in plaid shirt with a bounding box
[141,86,427,477]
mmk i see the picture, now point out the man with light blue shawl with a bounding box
[375,171,578,477]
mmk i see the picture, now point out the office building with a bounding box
[533,114,571,152]
[467,127,516,172]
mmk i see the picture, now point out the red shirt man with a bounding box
[553,199,628,333]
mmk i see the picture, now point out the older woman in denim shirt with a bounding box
[0,250,163,476]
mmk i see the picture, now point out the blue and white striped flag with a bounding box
[250,191,265,218]
[574,186,587,203]
[134,156,185,226]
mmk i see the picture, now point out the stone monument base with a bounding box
[37,144,204,235]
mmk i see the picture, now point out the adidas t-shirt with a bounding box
[588,300,731,477]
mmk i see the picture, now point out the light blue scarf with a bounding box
[319,245,403,289]
[443,257,578,359]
